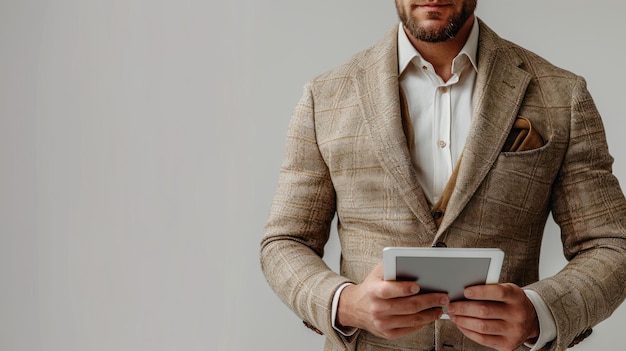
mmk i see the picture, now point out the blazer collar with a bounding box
[435,20,533,237]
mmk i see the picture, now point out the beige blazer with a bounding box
[261,20,626,351]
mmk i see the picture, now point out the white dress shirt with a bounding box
[398,19,477,206]
[332,21,556,350]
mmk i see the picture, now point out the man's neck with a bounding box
[405,15,475,82]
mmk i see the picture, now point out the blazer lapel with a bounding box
[355,27,438,235]
[435,21,533,237]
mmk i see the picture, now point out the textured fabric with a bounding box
[260,19,626,351]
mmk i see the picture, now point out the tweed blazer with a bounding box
[261,19,626,351]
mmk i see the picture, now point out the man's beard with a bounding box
[398,2,475,43]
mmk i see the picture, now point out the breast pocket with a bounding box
[480,140,564,223]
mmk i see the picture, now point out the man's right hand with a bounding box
[336,263,449,340]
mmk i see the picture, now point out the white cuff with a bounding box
[331,283,358,337]
[523,289,557,351]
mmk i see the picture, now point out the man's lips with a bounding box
[412,3,453,13]
[413,2,452,9]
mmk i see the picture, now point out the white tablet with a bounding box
[383,247,504,303]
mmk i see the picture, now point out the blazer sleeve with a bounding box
[260,82,358,349]
[526,77,626,350]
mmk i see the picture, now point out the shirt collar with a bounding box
[398,18,479,75]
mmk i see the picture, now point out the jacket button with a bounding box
[569,328,593,347]
[433,210,444,219]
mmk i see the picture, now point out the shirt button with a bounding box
[433,210,444,219]
[438,140,447,148]
[439,86,448,93]
[422,65,428,71]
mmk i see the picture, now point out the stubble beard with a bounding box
[398,2,475,43]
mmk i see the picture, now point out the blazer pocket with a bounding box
[488,139,560,220]
[502,116,544,152]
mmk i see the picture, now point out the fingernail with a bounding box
[440,296,449,305]
[464,289,473,298]
[447,304,454,313]
[410,285,419,294]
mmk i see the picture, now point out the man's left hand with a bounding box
[447,283,540,351]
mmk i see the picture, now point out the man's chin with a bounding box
[410,13,451,28]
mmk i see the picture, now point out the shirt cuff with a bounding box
[331,283,358,337]
[523,289,557,351]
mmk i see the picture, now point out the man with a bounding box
[260,1,626,350]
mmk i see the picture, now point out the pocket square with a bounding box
[502,117,544,152]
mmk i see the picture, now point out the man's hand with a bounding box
[337,263,449,340]
[447,283,540,351]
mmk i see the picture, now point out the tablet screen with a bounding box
[396,256,491,300]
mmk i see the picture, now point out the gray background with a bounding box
[1,1,625,350]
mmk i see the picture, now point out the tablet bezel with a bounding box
[383,247,504,301]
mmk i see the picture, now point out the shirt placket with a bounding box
[433,83,453,203]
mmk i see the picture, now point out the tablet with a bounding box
[383,247,504,303]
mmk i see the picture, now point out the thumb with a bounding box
[367,262,420,298]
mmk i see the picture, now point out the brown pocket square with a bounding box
[502,117,544,152]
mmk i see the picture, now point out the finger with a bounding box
[373,280,421,299]
[447,300,508,320]
[386,293,450,316]
[450,314,507,336]
[375,307,444,331]
[367,263,420,299]
[463,283,521,303]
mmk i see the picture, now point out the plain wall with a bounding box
[1,1,625,350]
